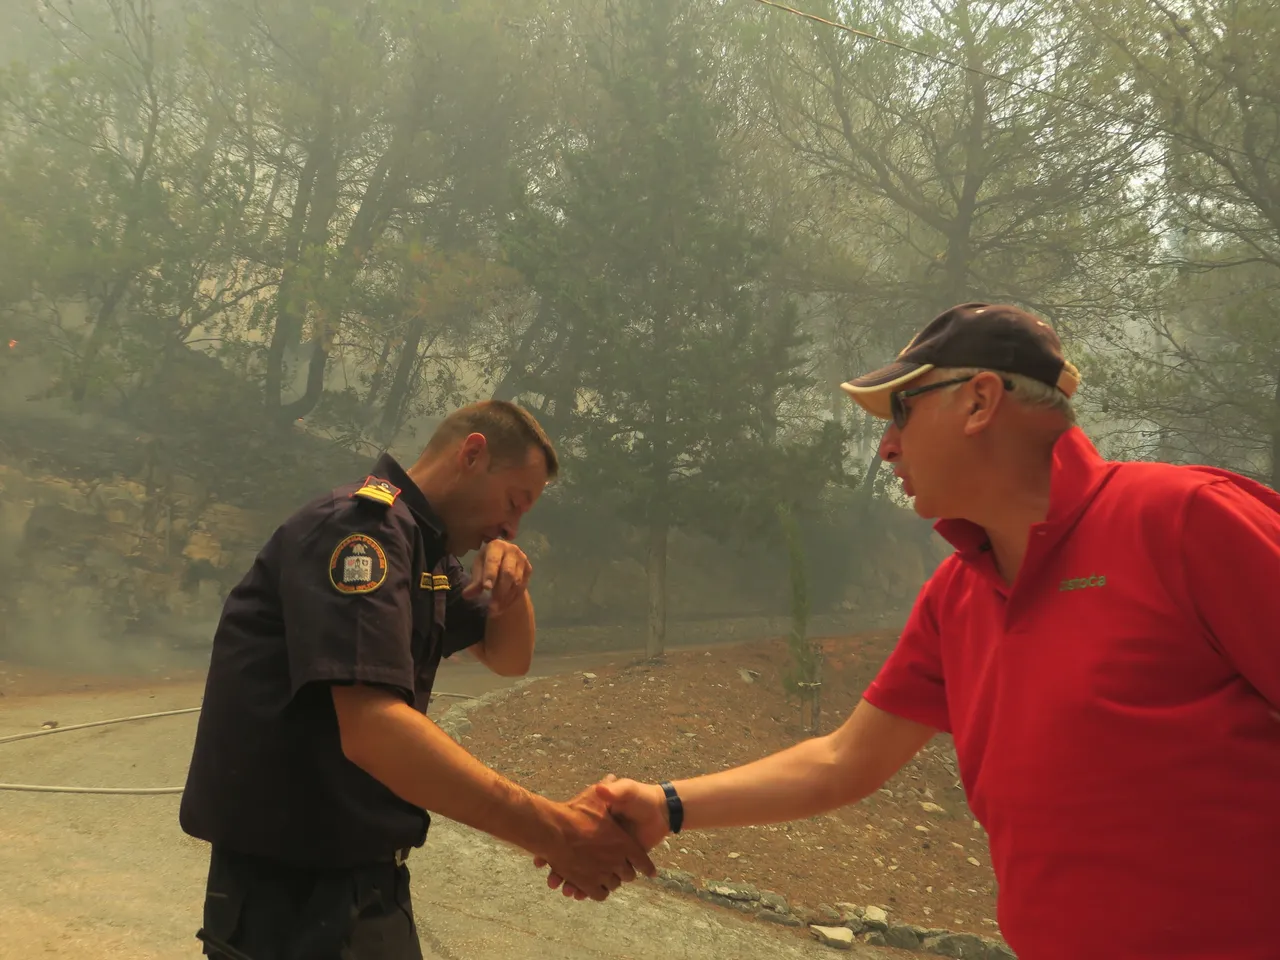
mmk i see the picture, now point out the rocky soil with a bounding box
[457,631,1010,953]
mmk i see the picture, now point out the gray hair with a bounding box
[934,367,1077,425]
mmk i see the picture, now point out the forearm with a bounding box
[672,735,860,831]
[671,699,933,832]
[339,690,560,856]
[475,591,536,676]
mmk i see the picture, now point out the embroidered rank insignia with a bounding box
[351,476,401,507]
[329,534,389,594]
[419,572,452,591]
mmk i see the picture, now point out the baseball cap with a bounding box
[840,302,1082,420]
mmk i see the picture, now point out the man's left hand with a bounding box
[462,539,532,617]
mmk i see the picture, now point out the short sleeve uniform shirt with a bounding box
[179,453,488,867]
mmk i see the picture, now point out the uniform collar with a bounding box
[933,426,1116,559]
[369,452,447,538]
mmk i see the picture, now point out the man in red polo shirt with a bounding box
[538,303,1280,959]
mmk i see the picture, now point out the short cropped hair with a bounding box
[425,400,560,479]
[937,367,1077,426]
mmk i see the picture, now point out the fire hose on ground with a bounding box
[0,692,479,795]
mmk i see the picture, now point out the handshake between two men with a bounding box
[528,775,672,903]
[511,698,928,903]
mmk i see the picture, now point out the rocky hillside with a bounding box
[0,398,948,669]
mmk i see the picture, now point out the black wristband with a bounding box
[660,781,684,835]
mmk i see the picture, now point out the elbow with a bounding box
[818,734,882,809]
[492,655,533,678]
[475,638,533,677]
[337,717,374,771]
[339,729,369,769]
[813,739,858,809]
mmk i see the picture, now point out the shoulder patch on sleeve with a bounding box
[329,534,390,594]
[351,476,401,507]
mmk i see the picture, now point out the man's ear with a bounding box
[458,432,489,469]
[961,372,1006,436]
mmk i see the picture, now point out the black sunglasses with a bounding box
[890,374,1014,430]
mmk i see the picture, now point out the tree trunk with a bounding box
[277,100,425,424]
[274,130,345,422]
[69,280,132,403]
[939,4,987,311]
[363,336,395,415]
[378,314,428,438]
[69,55,163,405]
[265,110,330,411]
[646,391,672,658]
[646,310,672,659]
[860,453,882,500]
[645,517,668,660]
[491,300,557,402]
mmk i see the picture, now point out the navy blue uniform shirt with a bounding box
[179,453,488,867]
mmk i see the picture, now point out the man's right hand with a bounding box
[595,778,671,849]
[536,779,657,902]
[536,777,671,900]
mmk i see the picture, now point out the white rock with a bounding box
[967,856,981,866]
[863,905,888,925]
[583,672,597,679]
[810,925,855,949]
[920,801,947,814]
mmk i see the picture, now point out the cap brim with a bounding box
[839,362,934,419]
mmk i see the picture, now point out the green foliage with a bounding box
[756,0,1157,345]
[1084,262,1280,482]
[1,0,1279,641]
[504,0,826,526]
[1068,0,1280,482]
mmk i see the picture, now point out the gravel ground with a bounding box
[0,676,886,960]
[460,633,1003,941]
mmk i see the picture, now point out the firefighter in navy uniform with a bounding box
[180,401,654,960]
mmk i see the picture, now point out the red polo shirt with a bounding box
[865,427,1280,960]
